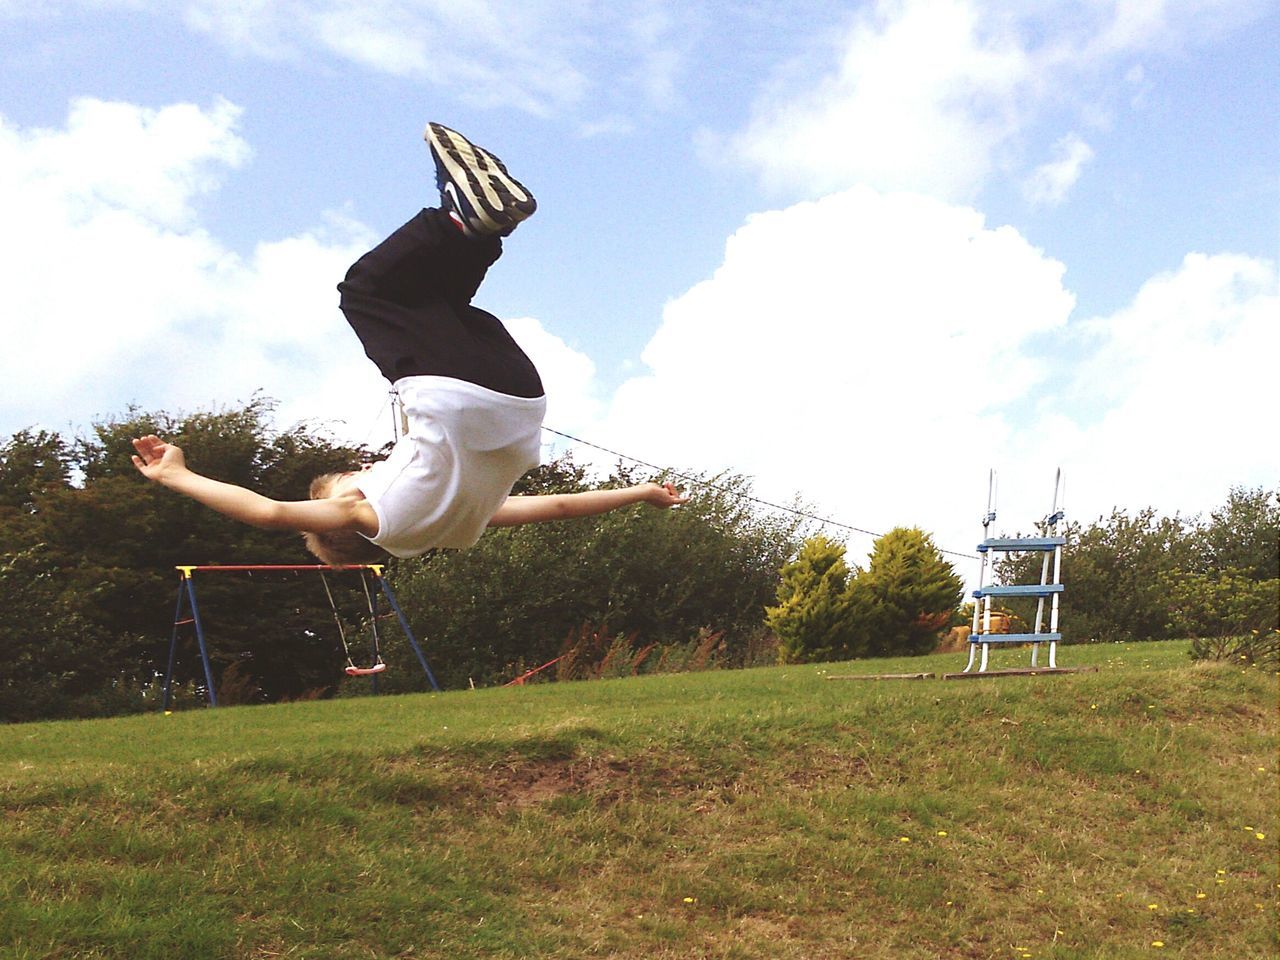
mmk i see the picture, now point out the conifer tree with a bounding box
[765,535,857,663]
[850,527,963,656]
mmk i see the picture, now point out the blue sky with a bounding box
[1,0,1276,568]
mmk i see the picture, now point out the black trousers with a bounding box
[337,208,544,398]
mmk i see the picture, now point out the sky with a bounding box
[1,0,1277,574]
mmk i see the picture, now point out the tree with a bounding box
[0,399,378,720]
[0,429,72,512]
[850,527,964,657]
[382,463,807,688]
[0,545,143,722]
[994,488,1278,644]
[1162,568,1278,640]
[1195,486,1279,581]
[766,535,857,664]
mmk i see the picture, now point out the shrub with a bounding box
[850,527,965,657]
[1190,629,1279,669]
[766,535,856,664]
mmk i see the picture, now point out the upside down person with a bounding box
[132,123,687,562]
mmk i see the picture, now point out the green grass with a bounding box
[2,641,1276,959]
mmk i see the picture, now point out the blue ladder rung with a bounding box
[977,536,1066,552]
[974,583,1065,598]
[971,632,1062,644]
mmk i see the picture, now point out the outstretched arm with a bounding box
[131,435,371,534]
[488,482,689,528]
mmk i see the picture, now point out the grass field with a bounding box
[1,640,1276,959]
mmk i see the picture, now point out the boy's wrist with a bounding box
[157,464,193,488]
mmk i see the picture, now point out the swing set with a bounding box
[165,563,439,710]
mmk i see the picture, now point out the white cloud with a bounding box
[1039,251,1279,520]
[0,98,592,460]
[1022,133,1095,206]
[4,96,249,229]
[721,0,1271,201]
[593,187,1074,564]
[580,190,1275,574]
[0,98,371,438]
[178,0,593,114]
[722,0,1030,201]
[3,0,695,120]
[504,315,601,439]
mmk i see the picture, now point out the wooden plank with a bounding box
[942,666,1099,680]
[826,672,936,681]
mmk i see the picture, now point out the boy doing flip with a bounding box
[132,124,686,561]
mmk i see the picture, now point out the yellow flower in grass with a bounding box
[899,836,911,843]
[682,897,696,904]
[1147,903,1159,911]
[1195,892,1206,900]
[1152,941,1165,948]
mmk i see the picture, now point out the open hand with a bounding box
[642,481,690,509]
[131,434,186,483]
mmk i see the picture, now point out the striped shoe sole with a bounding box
[425,123,536,233]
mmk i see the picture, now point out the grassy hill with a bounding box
[1,641,1275,959]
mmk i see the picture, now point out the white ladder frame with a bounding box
[963,470,1066,673]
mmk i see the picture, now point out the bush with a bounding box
[851,527,965,657]
[1163,569,1278,640]
[766,535,856,664]
[1190,629,1279,669]
[995,487,1277,645]
[384,462,806,688]
[766,528,963,664]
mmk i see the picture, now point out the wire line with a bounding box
[541,426,980,561]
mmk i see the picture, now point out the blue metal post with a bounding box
[372,569,440,691]
[163,579,186,711]
[182,570,218,707]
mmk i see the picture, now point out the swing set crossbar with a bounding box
[176,564,383,574]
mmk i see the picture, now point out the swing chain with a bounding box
[320,569,386,676]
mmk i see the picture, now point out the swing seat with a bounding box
[345,663,387,677]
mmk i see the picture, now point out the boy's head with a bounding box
[301,470,389,566]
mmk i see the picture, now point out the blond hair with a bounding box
[301,471,389,566]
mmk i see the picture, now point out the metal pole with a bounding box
[965,470,996,673]
[163,579,186,712]
[182,573,218,707]
[372,569,440,691]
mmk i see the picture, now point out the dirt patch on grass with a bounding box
[477,751,758,811]
[784,751,878,789]
[483,755,639,809]
[474,746,894,812]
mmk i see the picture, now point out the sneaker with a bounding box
[425,122,537,236]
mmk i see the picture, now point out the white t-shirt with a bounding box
[353,376,545,557]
